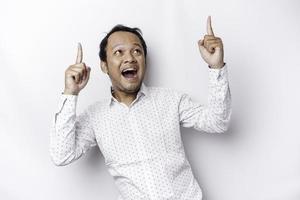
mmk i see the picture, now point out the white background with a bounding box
[1,0,300,199]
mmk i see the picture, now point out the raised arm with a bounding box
[179,66,231,133]
[179,16,231,133]
[49,43,96,166]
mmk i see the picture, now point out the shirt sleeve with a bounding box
[49,94,97,166]
[179,64,232,133]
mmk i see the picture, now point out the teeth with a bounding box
[122,68,136,72]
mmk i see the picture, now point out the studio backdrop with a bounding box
[1,0,300,199]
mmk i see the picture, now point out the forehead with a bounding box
[107,31,142,49]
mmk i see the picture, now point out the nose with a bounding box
[124,52,137,64]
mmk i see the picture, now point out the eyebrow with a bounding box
[112,43,142,50]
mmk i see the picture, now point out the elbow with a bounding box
[52,159,67,167]
[49,149,70,167]
[211,111,232,134]
[195,111,231,134]
[198,117,230,134]
[52,161,65,167]
[50,155,68,167]
[49,146,82,167]
[214,119,230,133]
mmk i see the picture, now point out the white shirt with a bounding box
[50,65,231,200]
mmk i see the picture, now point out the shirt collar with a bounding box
[107,82,149,107]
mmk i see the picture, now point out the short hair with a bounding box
[99,24,147,62]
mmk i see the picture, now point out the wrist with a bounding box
[63,89,79,95]
[209,62,225,69]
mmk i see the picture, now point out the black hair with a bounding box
[99,24,147,62]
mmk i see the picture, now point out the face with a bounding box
[101,31,146,94]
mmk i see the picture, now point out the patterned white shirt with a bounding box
[50,65,231,200]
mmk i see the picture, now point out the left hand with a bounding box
[198,16,225,69]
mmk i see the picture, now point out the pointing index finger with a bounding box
[207,16,215,36]
[76,42,83,64]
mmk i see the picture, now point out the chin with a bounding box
[122,82,142,93]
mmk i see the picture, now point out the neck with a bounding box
[112,89,138,106]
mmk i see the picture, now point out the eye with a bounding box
[114,50,122,56]
[133,48,142,55]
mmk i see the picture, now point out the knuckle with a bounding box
[78,63,86,69]
[204,40,209,46]
[65,69,71,74]
[66,65,72,71]
[205,35,213,38]
[78,68,83,73]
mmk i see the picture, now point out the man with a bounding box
[50,16,231,200]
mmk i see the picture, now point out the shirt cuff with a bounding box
[54,94,78,123]
[208,63,228,86]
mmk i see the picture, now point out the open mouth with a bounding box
[121,67,138,79]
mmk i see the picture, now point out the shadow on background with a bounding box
[180,116,239,200]
[84,146,106,170]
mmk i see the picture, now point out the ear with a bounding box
[100,61,108,74]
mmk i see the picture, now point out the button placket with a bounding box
[128,111,157,199]
[149,96,175,197]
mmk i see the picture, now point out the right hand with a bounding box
[198,16,225,69]
[64,43,91,95]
